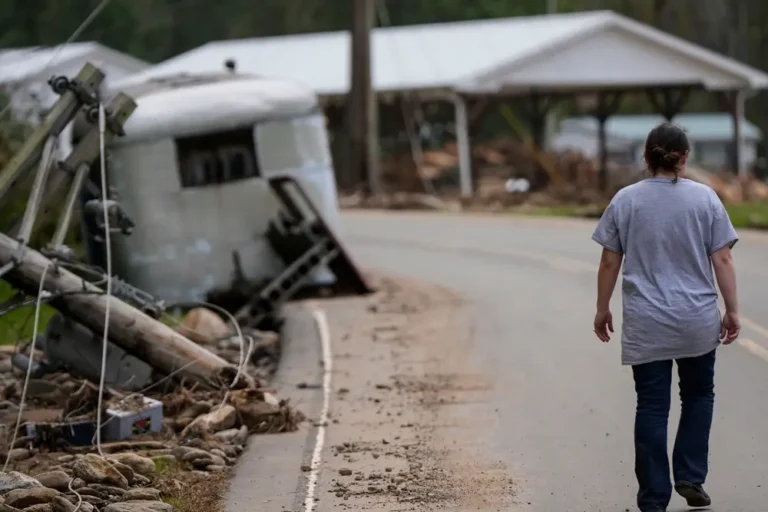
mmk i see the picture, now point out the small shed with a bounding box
[553,114,763,170]
[116,10,768,193]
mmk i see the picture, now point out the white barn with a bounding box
[115,10,768,191]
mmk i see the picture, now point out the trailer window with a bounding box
[256,115,331,172]
[175,128,259,188]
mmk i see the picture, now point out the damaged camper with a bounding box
[75,68,354,304]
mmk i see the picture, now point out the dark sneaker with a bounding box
[675,481,712,507]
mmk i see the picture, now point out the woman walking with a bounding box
[591,123,741,512]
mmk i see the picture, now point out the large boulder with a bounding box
[3,487,59,508]
[108,453,156,478]
[0,472,42,496]
[72,454,129,489]
[33,472,71,492]
[104,501,173,512]
[181,405,237,437]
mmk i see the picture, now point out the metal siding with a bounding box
[108,139,286,303]
[116,11,768,96]
[486,27,741,89]
[114,13,601,95]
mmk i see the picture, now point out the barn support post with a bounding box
[646,87,691,121]
[730,89,747,178]
[715,90,749,178]
[592,92,623,192]
[453,94,473,198]
[522,93,557,150]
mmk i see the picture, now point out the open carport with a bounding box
[115,10,768,196]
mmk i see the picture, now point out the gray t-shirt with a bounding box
[592,177,738,365]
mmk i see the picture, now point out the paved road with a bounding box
[339,210,768,512]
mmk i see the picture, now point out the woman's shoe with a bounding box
[674,481,712,507]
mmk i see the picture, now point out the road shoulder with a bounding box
[225,302,324,512]
[314,275,516,511]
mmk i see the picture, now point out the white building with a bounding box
[552,114,762,171]
[113,10,768,192]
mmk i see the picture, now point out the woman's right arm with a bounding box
[712,247,738,313]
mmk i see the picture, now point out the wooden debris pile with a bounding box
[366,137,768,210]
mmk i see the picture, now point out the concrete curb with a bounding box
[225,302,324,512]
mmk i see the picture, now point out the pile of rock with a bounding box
[0,396,296,512]
[0,306,304,511]
[0,451,169,511]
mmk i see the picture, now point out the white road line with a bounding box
[304,309,332,512]
[741,316,768,341]
[737,339,768,363]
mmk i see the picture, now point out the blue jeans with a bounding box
[632,349,716,511]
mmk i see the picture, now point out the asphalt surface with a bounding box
[338,210,768,512]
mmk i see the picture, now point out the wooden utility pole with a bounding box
[547,0,557,14]
[0,233,232,388]
[348,0,380,196]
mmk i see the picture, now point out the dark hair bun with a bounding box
[662,151,682,168]
[644,123,690,174]
[647,145,681,171]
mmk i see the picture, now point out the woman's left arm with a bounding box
[594,248,623,342]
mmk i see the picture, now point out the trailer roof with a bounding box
[114,10,768,97]
[113,74,319,144]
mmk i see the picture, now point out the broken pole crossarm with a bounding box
[11,92,138,239]
[0,63,104,203]
[0,232,231,388]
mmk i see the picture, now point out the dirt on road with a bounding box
[313,275,517,511]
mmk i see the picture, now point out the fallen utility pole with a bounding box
[0,232,231,388]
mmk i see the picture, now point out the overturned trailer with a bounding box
[76,71,349,304]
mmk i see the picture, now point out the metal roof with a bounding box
[561,114,763,142]
[115,10,768,96]
[0,42,149,84]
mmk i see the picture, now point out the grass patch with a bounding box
[724,202,768,230]
[506,201,768,230]
[0,281,56,346]
[158,467,229,512]
[154,456,181,475]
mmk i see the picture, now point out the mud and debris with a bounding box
[342,137,768,215]
[0,305,303,512]
[315,275,517,511]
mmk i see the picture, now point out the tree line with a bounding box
[1,0,767,134]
